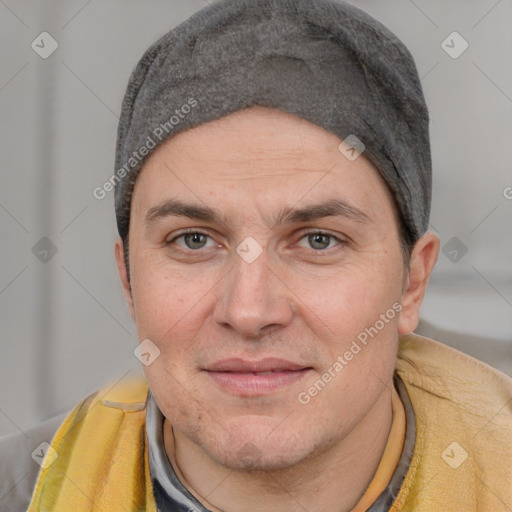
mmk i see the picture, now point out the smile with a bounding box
[204,358,312,396]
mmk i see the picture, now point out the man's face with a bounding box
[121,106,411,470]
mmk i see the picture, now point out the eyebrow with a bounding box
[144,198,371,228]
[274,199,371,226]
[145,200,224,225]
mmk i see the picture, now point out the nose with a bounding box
[213,248,294,338]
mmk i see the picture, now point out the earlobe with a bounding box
[398,231,439,335]
[114,237,135,322]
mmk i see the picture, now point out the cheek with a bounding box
[130,250,216,343]
[129,251,222,404]
[291,268,400,427]
[288,259,402,342]
[287,257,403,402]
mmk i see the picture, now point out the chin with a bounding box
[211,444,308,472]
[197,419,324,472]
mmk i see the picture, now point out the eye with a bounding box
[171,232,216,250]
[298,232,341,251]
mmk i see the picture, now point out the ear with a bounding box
[114,237,135,322]
[398,231,439,335]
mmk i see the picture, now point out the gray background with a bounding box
[1,0,511,438]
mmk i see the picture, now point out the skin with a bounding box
[115,105,439,512]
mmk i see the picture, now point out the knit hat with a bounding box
[114,0,431,243]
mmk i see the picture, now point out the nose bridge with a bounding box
[214,247,293,336]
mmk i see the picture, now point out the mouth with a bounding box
[204,358,313,396]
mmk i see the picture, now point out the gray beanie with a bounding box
[114,0,431,244]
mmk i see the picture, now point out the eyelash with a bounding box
[166,229,346,253]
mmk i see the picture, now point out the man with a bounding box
[2,0,511,510]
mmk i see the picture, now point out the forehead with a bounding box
[131,106,397,224]
[160,106,342,168]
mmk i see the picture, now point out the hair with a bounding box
[398,218,415,270]
[124,236,131,284]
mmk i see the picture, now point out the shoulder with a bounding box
[0,412,68,512]
[394,333,512,510]
[0,375,149,512]
[396,332,512,408]
[26,375,151,512]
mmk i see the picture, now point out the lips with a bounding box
[207,358,307,373]
[205,358,312,396]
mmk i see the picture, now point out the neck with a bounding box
[163,385,394,512]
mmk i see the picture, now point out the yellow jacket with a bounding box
[28,334,512,511]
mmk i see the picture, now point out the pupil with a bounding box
[186,233,206,249]
[309,234,330,250]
